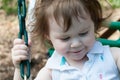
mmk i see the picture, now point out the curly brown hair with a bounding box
[33,0,104,49]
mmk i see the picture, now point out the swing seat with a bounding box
[48,21,120,57]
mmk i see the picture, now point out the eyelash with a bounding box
[60,31,88,41]
[61,37,70,41]
[79,31,88,36]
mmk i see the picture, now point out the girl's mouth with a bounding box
[73,50,82,53]
[69,50,82,54]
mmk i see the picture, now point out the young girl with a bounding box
[12,0,120,80]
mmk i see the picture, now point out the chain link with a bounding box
[18,0,30,79]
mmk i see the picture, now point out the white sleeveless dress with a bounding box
[35,41,120,80]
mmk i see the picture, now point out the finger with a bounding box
[12,50,29,56]
[12,44,28,51]
[13,38,25,45]
[13,55,29,65]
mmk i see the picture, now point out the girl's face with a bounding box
[48,15,96,63]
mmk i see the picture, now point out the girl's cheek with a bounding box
[55,44,68,54]
[85,37,95,50]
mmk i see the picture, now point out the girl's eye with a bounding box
[79,31,88,36]
[61,37,70,41]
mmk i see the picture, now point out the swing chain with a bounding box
[18,0,30,79]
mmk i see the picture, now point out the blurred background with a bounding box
[0,0,47,80]
[0,0,120,80]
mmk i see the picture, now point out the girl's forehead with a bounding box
[48,11,91,27]
[49,15,93,31]
[48,17,94,38]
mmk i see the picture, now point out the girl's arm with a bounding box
[34,67,52,80]
[13,68,25,80]
[111,47,120,71]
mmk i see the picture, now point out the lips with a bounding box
[73,50,81,53]
[69,50,82,54]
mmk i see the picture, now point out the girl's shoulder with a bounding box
[110,47,120,70]
[34,67,52,80]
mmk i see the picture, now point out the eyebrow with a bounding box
[79,26,90,33]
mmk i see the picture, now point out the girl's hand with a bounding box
[11,38,31,69]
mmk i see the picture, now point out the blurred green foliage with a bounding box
[0,0,120,15]
[0,0,17,15]
[100,0,120,8]
[109,0,120,8]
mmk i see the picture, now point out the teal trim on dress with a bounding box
[60,57,66,66]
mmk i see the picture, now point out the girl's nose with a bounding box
[70,40,82,48]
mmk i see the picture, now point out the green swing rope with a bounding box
[98,22,120,47]
[18,0,30,79]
